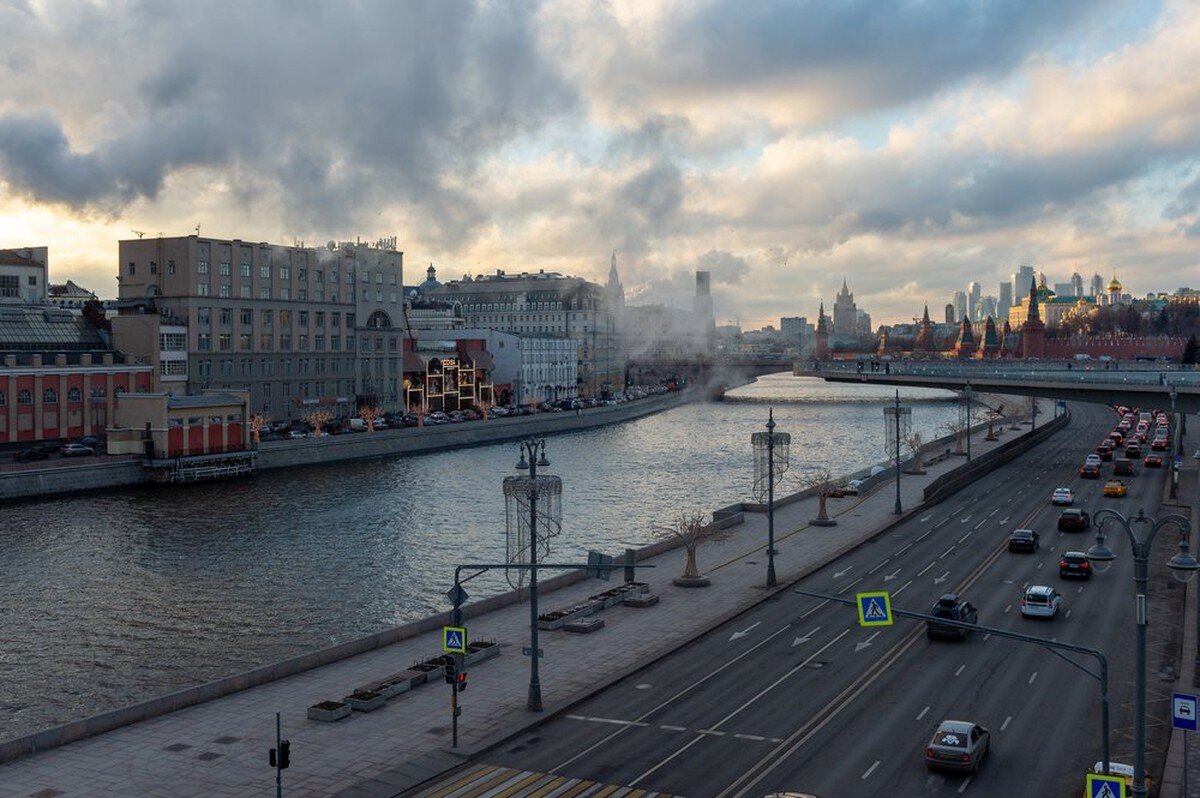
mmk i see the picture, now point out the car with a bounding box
[39,440,63,453]
[74,435,101,449]
[11,448,49,462]
[1058,509,1091,532]
[287,430,308,439]
[1103,479,1128,498]
[1051,488,1074,505]
[1008,529,1040,552]
[1124,443,1142,458]
[1109,431,1124,444]
[1079,463,1101,479]
[843,479,866,495]
[1096,445,1113,461]
[925,720,990,773]
[926,594,978,641]
[1151,439,1168,451]
[60,443,95,457]
[1020,585,1062,619]
[1113,459,1135,476]
[1060,551,1092,579]
[1085,454,1102,467]
[1144,454,1164,468]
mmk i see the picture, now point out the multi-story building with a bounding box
[952,291,967,322]
[832,279,858,335]
[426,262,625,397]
[967,281,981,320]
[0,247,47,304]
[116,234,404,419]
[997,281,1013,321]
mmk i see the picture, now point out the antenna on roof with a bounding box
[132,230,145,239]
[195,223,201,236]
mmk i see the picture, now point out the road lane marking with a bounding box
[699,730,725,736]
[799,599,831,620]
[661,725,686,732]
[894,543,913,556]
[1036,562,1043,569]
[917,706,930,721]
[987,508,999,518]
[862,761,881,780]
[959,532,971,544]
[1065,609,1072,618]
[868,559,890,575]
[916,530,933,542]
[734,734,765,741]
[835,577,864,596]
[954,664,965,677]
[893,579,913,596]
[934,518,949,529]
[1004,605,1011,613]
[1078,586,1085,594]
[940,545,956,559]
[918,561,937,576]
[1001,716,1012,731]
[793,626,821,646]
[973,518,987,530]
[566,715,650,727]
[1029,672,1038,685]
[958,775,973,794]
[983,633,991,641]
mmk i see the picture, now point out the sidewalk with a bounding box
[0,406,1053,798]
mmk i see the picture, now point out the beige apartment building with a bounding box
[117,235,404,420]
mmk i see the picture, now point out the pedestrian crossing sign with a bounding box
[855,591,893,627]
[443,626,467,654]
[1085,772,1125,798]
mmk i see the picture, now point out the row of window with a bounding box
[196,308,356,329]
[192,356,397,378]
[167,414,243,427]
[0,386,129,405]
[196,333,354,353]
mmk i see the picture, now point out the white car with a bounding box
[1084,454,1102,467]
[1020,585,1062,619]
[1051,488,1074,506]
[844,479,866,495]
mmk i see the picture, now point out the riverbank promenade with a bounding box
[0,409,1052,798]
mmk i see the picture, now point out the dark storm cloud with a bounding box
[0,0,576,241]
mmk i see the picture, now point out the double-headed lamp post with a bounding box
[515,439,552,711]
[752,409,790,588]
[1086,507,1198,796]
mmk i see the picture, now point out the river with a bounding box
[0,374,964,742]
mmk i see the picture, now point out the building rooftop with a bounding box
[0,306,109,352]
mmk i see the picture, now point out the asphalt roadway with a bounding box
[439,403,1185,797]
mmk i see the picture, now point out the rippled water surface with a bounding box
[0,374,961,740]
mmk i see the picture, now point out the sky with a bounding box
[1,0,1199,328]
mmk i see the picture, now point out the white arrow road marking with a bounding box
[918,561,937,576]
[961,515,973,523]
[934,571,950,585]
[862,761,881,780]
[729,621,762,642]
[855,631,881,652]
[999,516,1010,525]
[834,567,853,578]
[920,514,933,522]
[792,626,821,646]
[884,568,902,581]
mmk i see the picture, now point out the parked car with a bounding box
[926,594,978,641]
[1060,551,1092,579]
[1008,529,1040,553]
[1020,585,1062,619]
[74,435,100,449]
[1051,488,1074,505]
[843,479,866,496]
[11,448,49,462]
[925,720,990,773]
[1079,463,1101,479]
[60,443,96,457]
[1103,479,1128,498]
[39,441,62,453]
[1058,509,1091,532]
[1144,454,1164,468]
[1113,459,1136,476]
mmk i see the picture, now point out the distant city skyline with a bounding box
[1,1,1198,328]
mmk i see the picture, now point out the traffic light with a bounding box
[269,748,277,768]
[444,662,456,685]
[457,670,467,692]
[278,739,291,769]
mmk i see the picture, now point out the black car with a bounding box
[1113,459,1136,476]
[1008,529,1040,552]
[1060,551,1092,579]
[1058,509,1091,532]
[12,448,49,462]
[926,594,978,640]
[1079,463,1101,479]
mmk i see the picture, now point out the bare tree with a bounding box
[651,509,731,586]
[358,404,382,432]
[942,418,967,455]
[302,409,333,437]
[248,414,268,445]
[802,467,839,526]
[903,430,926,474]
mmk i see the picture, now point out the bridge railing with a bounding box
[800,360,1200,387]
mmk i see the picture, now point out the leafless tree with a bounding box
[942,418,968,455]
[651,509,731,584]
[358,404,382,432]
[801,467,839,526]
[904,430,926,474]
[248,414,268,445]
[302,409,333,437]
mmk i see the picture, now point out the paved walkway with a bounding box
[0,406,1050,798]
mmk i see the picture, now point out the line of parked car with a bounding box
[10,436,101,462]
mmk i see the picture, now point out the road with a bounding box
[418,403,1185,797]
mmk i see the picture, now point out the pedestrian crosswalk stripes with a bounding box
[415,764,679,798]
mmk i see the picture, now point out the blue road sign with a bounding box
[1174,692,1198,731]
[1085,772,1125,798]
[855,591,893,627]
[443,626,467,654]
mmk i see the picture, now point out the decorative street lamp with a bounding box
[883,391,911,514]
[752,408,790,587]
[504,439,562,711]
[1086,507,1198,796]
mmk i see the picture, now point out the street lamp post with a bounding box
[965,385,972,462]
[512,439,556,711]
[752,409,790,588]
[883,391,910,514]
[1086,507,1199,796]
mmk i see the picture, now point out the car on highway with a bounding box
[1144,454,1164,468]
[1113,459,1136,476]
[1085,454,1102,467]
[1060,551,1092,579]
[1095,445,1113,461]
[925,720,990,773]
[1103,479,1128,498]
[1051,488,1074,505]
[60,443,95,457]
[1151,438,1168,451]
[926,594,978,641]
[1079,463,1101,479]
[1124,442,1142,457]
[1058,509,1091,532]
[1008,529,1040,553]
[1020,585,1062,619]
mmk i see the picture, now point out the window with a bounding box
[219,262,231,276]
[315,312,325,328]
[279,287,290,300]
[239,333,252,350]
[346,270,354,284]
[261,359,273,376]
[331,334,340,351]
[299,311,309,327]
[259,334,273,351]
[279,310,291,327]
[376,272,384,284]
[114,385,127,396]
[298,288,307,301]
[197,361,211,378]
[298,267,307,282]
[198,283,210,296]
[283,359,292,375]
[168,259,175,274]
[260,287,270,300]
[218,333,231,351]
[220,308,232,325]
[240,360,253,376]
[280,334,292,351]
[332,312,340,328]
[218,284,231,297]
[160,360,187,376]
[361,270,370,284]
[262,310,273,327]
[331,269,339,283]
[0,275,17,297]
[315,270,323,283]
[67,387,81,402]
[198,332,212,351]
[315,335,325,351]
[240,309,253,326]
[260,265,271,280]
[149,261,158,275]
[160,332,185,350]
[240,263,251,278]
[42,388,57,403]
[239,286,251,298]
[219,360,232,376]
[298,334,308,349]
[279,265,291,280]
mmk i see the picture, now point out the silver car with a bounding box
[925,720,990,773]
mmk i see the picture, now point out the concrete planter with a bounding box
[410,662,442,685]
[537,612,569,630]
[391,669,426,689]
[307,701,351,723]
[464,642,499,667]
[345,690,386,712]
[375,679,411,699]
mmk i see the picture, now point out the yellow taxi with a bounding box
[1103,479,1128,498]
